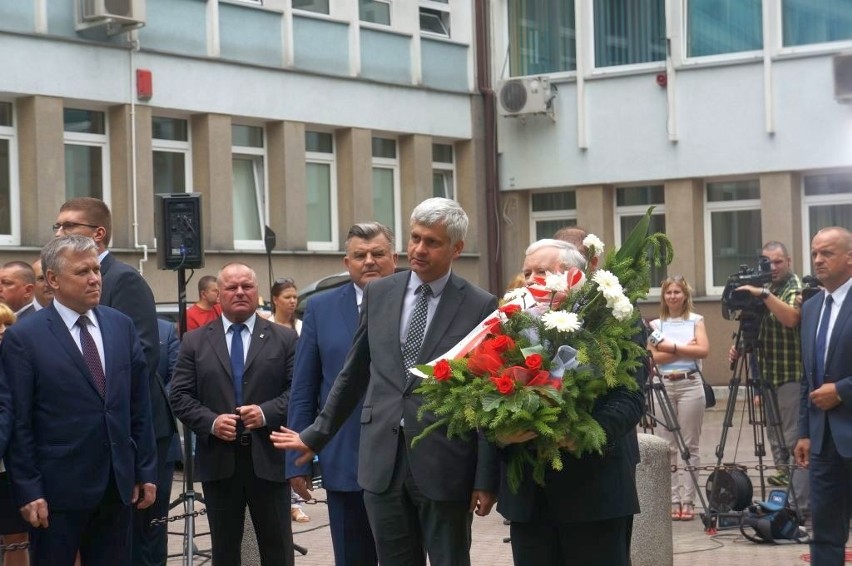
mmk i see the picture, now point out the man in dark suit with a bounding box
[496,239,646,566]
[286,221,397,566]
[273,198,500,566]
[0,261,37,319]
[31,259,54,310]
[170,262,297,566]
[3,235,157,565]
[54,197,176,565]
[794,226,852,565]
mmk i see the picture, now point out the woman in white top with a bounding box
[648,275,710,522]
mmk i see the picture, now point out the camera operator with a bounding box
[728,241,807,515]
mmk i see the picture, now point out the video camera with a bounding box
[721,257,772,321]
[801,275,823,304]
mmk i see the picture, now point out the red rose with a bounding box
[466,345,504,376]
[483,317,503,335]
[524,354,543,371]
[433,359,452,381]
[490,373,515,395]
[489,335,516,353]
[499,304,521,317]
[527,370,551,387]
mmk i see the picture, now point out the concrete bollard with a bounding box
[631,433,673,566]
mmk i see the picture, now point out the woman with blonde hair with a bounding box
[647,275,710,522]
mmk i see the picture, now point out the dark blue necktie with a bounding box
[230,323,246,406]
[814,295,833,387]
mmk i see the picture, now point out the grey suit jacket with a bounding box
[301,270,500,503]
[798,286,852,457]
[170,316,297,482]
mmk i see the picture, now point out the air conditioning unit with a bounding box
[834,53,852,103]
[81,0,146,26]
[497,77,553,117]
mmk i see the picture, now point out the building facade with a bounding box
[0,0,490,301]
[491,0,852,382]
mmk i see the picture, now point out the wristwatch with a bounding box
[760,288,770,300]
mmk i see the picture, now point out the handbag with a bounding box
[693,366,716,408]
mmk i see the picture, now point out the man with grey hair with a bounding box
[3,235,156,565]
[274,198,499,566]
[522,238,587,284]
[286,221,398,566]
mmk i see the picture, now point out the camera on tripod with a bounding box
[720,257,772,321]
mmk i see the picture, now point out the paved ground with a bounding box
[164,396,848,564]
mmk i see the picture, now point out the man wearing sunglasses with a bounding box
[54,198,176,566]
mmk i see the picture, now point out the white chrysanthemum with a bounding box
[593,270,622,294]
[544,271,568,293]
[583,234,605,257]
[541,310,581,333]
[503,287,531,302]
[611,295,634,321]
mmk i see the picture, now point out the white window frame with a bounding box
[420,1,451,38]
[586,0,667,76]
[703,179,762,295]
[800,170,852,277]
[528,190,577,243]
[371,138,401,251]
[305,132,338,251]
[502,0,579,79]
[152,117,192,195]
[231,126,267,250]
[680,0,764,65]
[292,0,330,15]
[0,102,20,246]
[614,186,666,295]
[431,143,455,200]
[63,109,110,207]
[775,0,852,57]
[360,0,392,26]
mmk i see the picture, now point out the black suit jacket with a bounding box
[170,316,297,483]
[99,252,175,440]
[301,271,500,503]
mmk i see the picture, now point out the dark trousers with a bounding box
[809,423,852,566]
[327,490,378,566]
[509,515,632,566]
[132,436,173,565]
[363,432,472,566]
[201,444,293,566]
[30,479,132,566]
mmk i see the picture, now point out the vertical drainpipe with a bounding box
[474,0,502,295]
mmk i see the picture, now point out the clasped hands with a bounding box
[212,405,265,441]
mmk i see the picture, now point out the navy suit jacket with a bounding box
[2,304,157,510]
[798,287,852,457]
[287,283,362,491]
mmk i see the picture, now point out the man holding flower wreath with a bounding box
[497,238,647,566]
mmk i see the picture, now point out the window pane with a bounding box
[152,117,188,141]
[593,0,666,67]
[232,125,264,148]
[432,171,454,199]
[306,132,333,153]
[616,185,664,206]
[783,0,852,47]
[153,151,187,193]
[232,158,262,240]
[0,139,10,234]
[432,143,453,163]
[531,191,576,212]
[65,145,103,199]
[306,162,332,242]
[372,137,396,159]
[293,0,329,14]
[809,204,852,240]
[707,179,760,201]
[804,173,852,196]
[64,109,105,134]
[621,213,667,285]
[0,103,11,127]
[372,167,395,231]
[420,9,450,36]
[710,209,762,286]
[509,0,576,75]
[687,0,762,57]
[536,218,574,240]
[360,0,390,25]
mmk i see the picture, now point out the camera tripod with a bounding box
[640,353,712,529]
[710,317,803,523]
